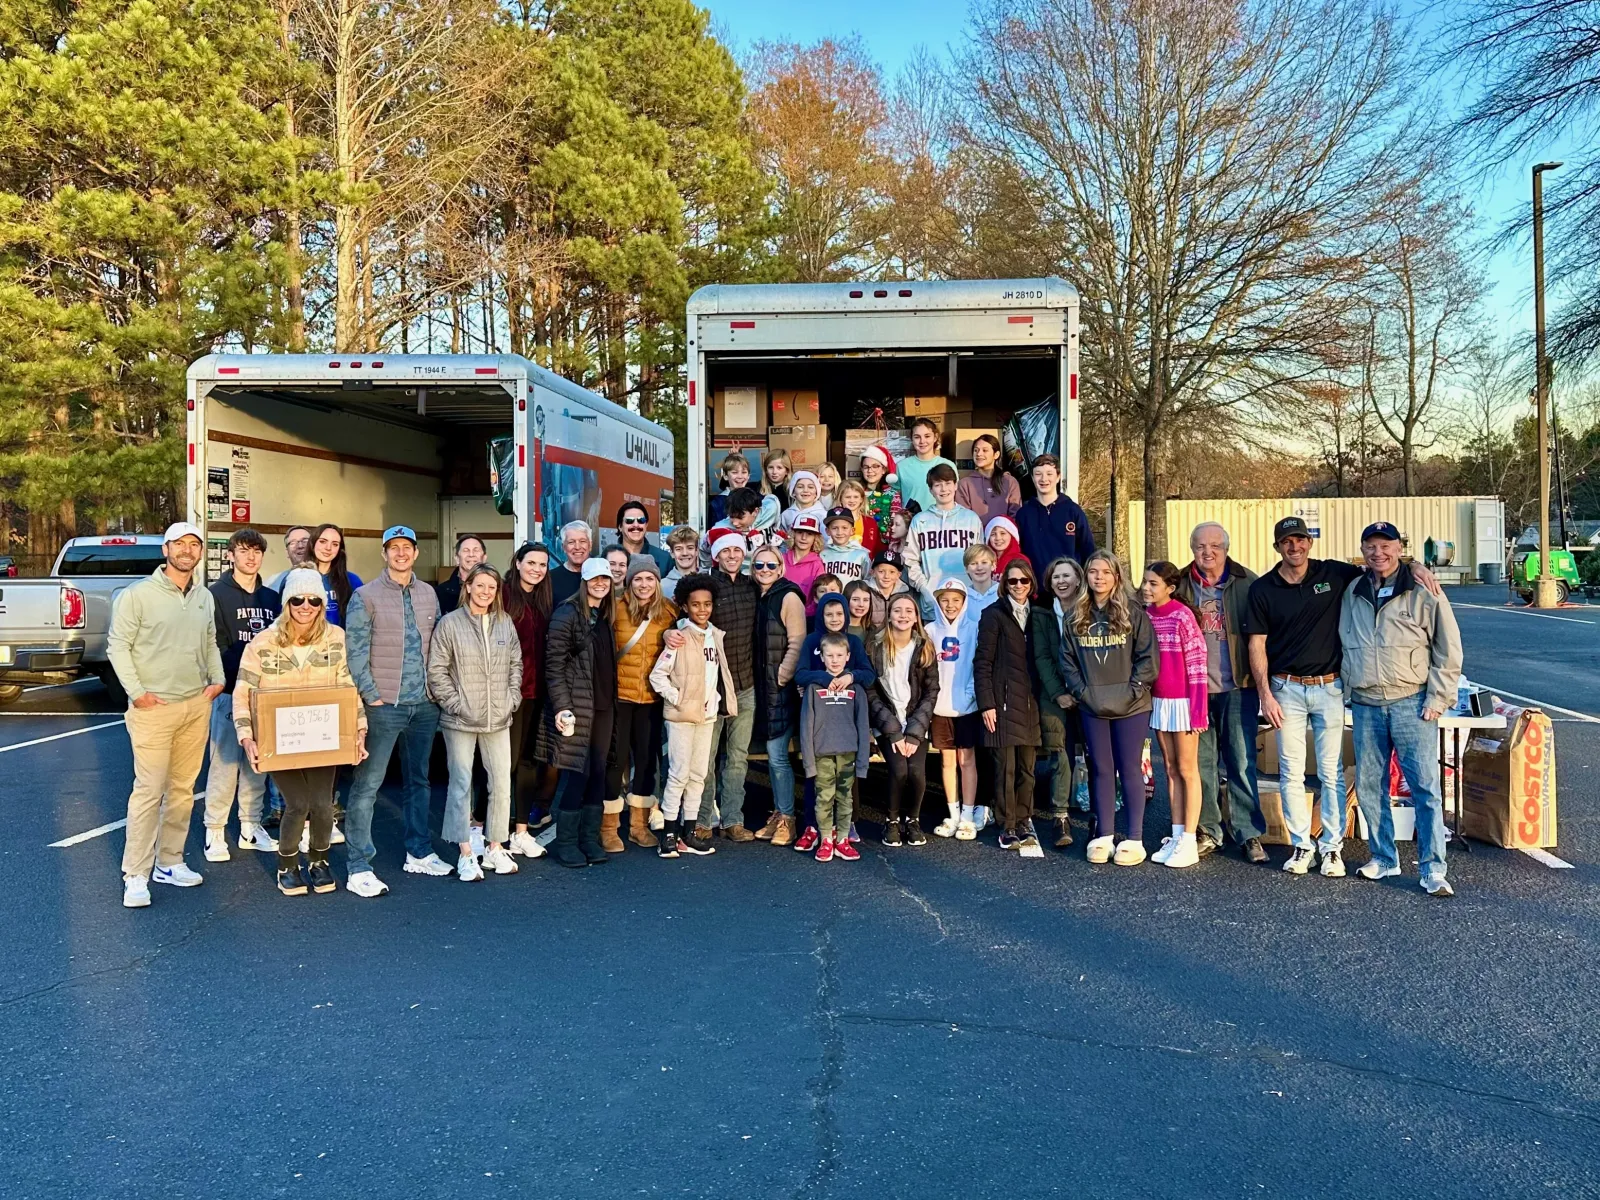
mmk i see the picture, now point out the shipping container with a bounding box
[1127,496,1506,577]
[186,355,673,584]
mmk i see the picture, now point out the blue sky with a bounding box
[702,0,1562,345]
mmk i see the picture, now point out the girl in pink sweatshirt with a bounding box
[1141,561,1209,869]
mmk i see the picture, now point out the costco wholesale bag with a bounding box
[1459,705,1558,849]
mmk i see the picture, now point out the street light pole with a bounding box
[1533,160,1562,607]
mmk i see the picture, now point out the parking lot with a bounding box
[2,585,1598,1199]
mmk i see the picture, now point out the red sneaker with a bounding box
[814,836,834,862]
[794,825,820,853]
[833,837,860,862]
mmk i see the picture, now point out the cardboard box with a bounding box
[767,424,829,470]
[1258,778,1333,846]
[845,428,913,480]
[1460,706,1558,848]
[1256,725,1354,777]
[904,393,948,419]
[951,426,1001,466]
[250,685,363,771]
[771,389,821,425]
[714,385,766,436]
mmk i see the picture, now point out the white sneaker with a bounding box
[329,821,345,845]
[152,862,203,888]
[1422,874,1454,898]
[1282,847,1316,875]
[1163,833,1200,869]
[404,852,454,877]
[1113,839,1147,866]
[1358,859,1401,881]
[934,816,960,838]
[346,870,389,899]
[1320,849,1346,878]
[238,825,279,853]
[483,846,520,875]
[457,853,484,882]
[469,825,485,858]
[204,828,231,863]
[299,826,310,855]
[514,830,546,858]
[1086,835,1115,864]
[123,875,151,908]
[1150,836,1176,865]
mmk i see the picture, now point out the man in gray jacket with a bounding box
[1339,522,1463,897]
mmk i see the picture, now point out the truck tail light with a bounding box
[61,586,86,629]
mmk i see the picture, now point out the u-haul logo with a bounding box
[625,433,663,468]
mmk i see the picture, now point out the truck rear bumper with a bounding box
[0,641,85,682]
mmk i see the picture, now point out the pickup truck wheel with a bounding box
[0,684,23,707]
[96,670,127,709]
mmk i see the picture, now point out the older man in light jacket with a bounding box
[1338,522,1463,897]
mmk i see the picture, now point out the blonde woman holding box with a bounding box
[235,569,368,897]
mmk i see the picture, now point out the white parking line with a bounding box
[48,819,127,848]
[1519,848,1575,869]
[0,720,125,754]
[1454,603,1596,625]
[1477,687,1600,725]
[23,679,98,693]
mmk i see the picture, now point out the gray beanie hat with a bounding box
[625,553,660,586]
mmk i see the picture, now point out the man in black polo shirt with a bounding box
[1248,515,1438,878]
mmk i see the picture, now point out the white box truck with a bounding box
[186,354,674,584]
[683,278,1080,527]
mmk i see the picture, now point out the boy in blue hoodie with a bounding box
[800,634,872,862]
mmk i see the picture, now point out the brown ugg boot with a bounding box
[599,810,626,854]
[628,802,656,849]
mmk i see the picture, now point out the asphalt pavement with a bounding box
[2,585,1598,1199]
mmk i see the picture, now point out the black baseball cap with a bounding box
[872,549,903,571]
[1273,516,1311,544]
[1361,521,1402,542]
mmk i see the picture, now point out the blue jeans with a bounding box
[765,728,796,816]
[345,700,440,874]
[1197,688,1265,844]
[1353,693,1446,880]
[700,687,756,829]
[1271,677,1345,854]
[202,692,266,830]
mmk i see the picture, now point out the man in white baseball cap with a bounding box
[107,520,227,908]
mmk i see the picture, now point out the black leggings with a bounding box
[557,706,614,811]
[607,699,663,799]
[879,734,928,822]
[988,744,1037,832]
[510,698,544,823]
[272,766,337,858]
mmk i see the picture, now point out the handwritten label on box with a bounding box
[274,703,341,756]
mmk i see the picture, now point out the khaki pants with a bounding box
[121,692,212,879]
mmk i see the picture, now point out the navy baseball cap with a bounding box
[1273,516,1311,544]
[1361,521,1402,542]
[382,525,418,545]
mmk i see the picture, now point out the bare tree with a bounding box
[963,0,1424,556]
[1449,0,1600,364]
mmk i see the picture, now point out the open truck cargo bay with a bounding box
[187,354,674,585]
[685,278,1080,528]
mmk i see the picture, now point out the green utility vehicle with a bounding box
[1509,547,1580,605]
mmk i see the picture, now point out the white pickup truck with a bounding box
[0,535,167,706]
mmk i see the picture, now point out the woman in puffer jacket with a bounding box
[537,557,618,868]
[427,565,523,881]
[609,554,677,852]
[1059,550,1158,867]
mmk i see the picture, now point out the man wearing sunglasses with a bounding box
[109,522,227,908]
[344,525,453,894]
[615,500,672,574]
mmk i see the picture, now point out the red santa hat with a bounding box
[984,516,1020,545]
[860,444,897,484]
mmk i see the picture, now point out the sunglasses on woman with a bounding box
[287,595,324,608]
[1005,577,1032,588]
[753,561,781,572]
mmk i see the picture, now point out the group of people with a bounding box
[106,430,1466,910]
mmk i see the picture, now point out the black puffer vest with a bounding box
[753,578,803,741]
